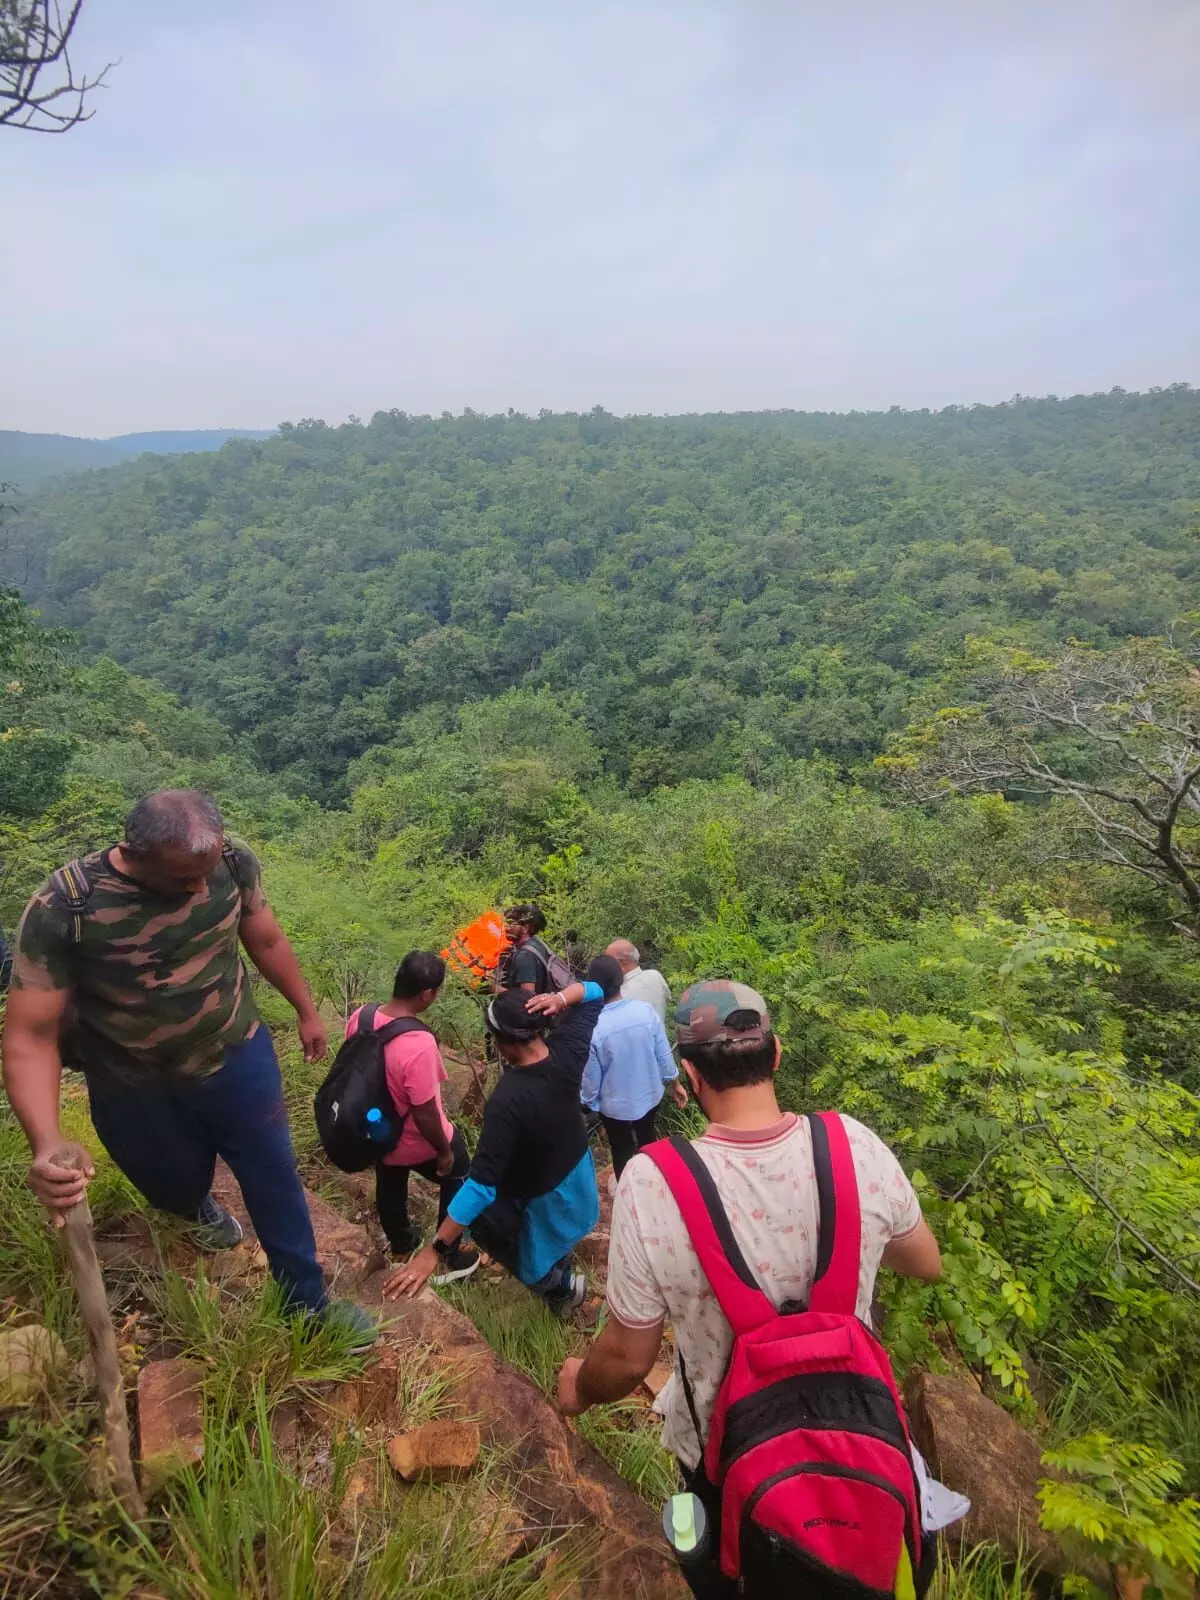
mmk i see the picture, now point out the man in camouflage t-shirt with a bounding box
[2,789,339,1322]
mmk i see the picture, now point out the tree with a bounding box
[1,0,112,133]
[881,640,1200,924]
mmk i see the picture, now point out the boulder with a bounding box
[387,1419,481,1482]
[0,1324,70,1404]
[904,1370,1069,1575]
[137,1357,205,1496]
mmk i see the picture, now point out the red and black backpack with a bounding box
[644,1112,927,1599]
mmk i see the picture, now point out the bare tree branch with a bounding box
[883,640,1200,923]
[0,0,114,133]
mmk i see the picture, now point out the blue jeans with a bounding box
[85,1026,326,1314]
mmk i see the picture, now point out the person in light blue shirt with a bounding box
[581,956,688,1181]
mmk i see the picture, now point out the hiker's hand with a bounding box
[526,990,566,1018]
[557,1356,587,1416]
[435,1149,454,1177]
[30,1141,95,1223]
[383,1246,438,1300]
[670,1079,689,1109]
[297,1011,328,1063]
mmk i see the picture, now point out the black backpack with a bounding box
[313,1006,433,1173]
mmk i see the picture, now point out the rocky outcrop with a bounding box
[211,1161,685,1596]
[905,1370,1075,1577]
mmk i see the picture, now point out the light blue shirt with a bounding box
[580,997,677,1121]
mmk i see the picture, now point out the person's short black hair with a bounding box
[486,987,547,1043]
[587,954,623,1001]
[681,1030,778,1092]
[393,950,445,999]
[505,903,546,936]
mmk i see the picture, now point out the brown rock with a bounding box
[355,1345,401,1424]
[904,1371,1070,1576]
[641,1363,673,1401]
[211,1160,373,1291]
[0,1324,70,1404]
[137,1358,204,1496]
[387,1419,481,1481]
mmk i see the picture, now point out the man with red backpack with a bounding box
[556,980,943,1599]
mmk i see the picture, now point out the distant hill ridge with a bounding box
[0,428,275,488]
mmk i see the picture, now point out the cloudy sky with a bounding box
[3,0,1197,434]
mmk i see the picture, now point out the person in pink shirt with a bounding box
[344,951,479,1283]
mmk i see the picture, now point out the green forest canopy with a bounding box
[12,385,1199,800]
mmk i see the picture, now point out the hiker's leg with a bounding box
[194,1027,326,1315]
[375,1161,419,1253]
[85,1074,215,1218]
[601,1114,638,1180]
[433,1128,471,1228]
[465,1192,525,1279]
[632,1104,659,1154]
[530,1254,576,1303]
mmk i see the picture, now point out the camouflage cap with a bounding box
[674,980,771,1048]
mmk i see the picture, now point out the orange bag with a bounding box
[442,909,508,986]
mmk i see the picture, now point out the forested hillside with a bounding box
[4,388,1200,1594]
[13,387,1198,799]
[0,429,275,490]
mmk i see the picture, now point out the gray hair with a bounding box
[124,789,224,856]
[606,938,640,968]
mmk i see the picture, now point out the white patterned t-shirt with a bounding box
[605,1112,922,1468]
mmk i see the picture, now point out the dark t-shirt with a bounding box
[507,936,555,993]
[468,999,603,1200]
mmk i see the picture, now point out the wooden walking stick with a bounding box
[52,1149,146,1520]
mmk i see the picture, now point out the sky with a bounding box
[3,0,1198,434]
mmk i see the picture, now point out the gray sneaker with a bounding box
[321,1300,379,1352]
[190,1194,244,1251]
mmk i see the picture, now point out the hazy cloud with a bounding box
[3,0,1197,433]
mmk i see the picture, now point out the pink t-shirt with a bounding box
[344,1007,454,1167]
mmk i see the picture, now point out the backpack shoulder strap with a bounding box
[222,838,246,890]
[51,859,93,947]
[375,1016,434,1047]
[643,1135,776,1336]
[806,1111,862,1316]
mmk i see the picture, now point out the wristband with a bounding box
[432,1235,454,1260]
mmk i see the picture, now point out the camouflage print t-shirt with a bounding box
[12,843,267,1086]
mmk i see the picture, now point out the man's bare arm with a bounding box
[2,986,93,1218]
[409,1097,452,1165]
[558,1314,665,1415]
[881,1216,942,1280]
[238,905,327,1061]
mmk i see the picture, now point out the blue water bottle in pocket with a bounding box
[365,1106,394,1144]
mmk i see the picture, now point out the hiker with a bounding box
[606,938,670,1023]
[383,964,610,1314]
[580,955,687,1185]
[498,903,569,993]
[1,788,371,1343]
[344,950,479,1283]
[556,980,942,1597]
